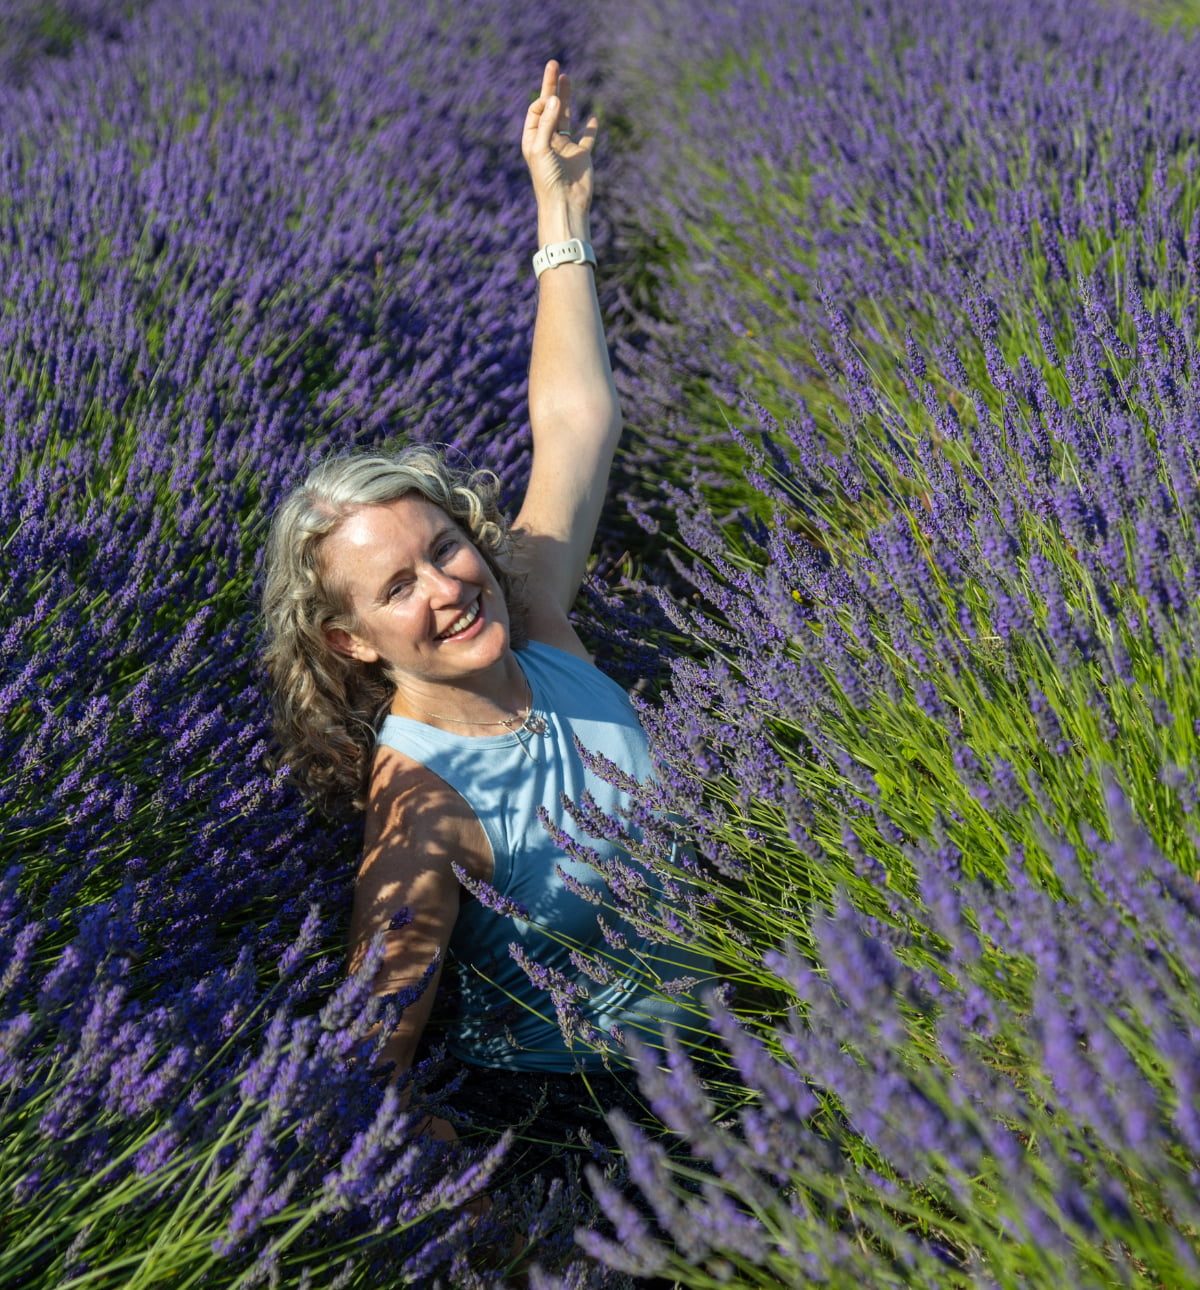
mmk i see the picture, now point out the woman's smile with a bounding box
[436,598,482,641]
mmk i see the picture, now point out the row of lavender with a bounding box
[560,0,1200,1284]
[0,2,630,1285]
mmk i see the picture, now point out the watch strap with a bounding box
[532,238,596,279]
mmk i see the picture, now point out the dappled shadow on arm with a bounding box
[345,745,493,1075]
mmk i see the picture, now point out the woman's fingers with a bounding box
[522,94,546,150]
[540,59,558,101]
[558,71,572,134]
[535,95,562,151]
[575,113,599,154]
[523,62,558,154]
[523,62,596,167]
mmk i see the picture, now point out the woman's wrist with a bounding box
[536,201,590,248]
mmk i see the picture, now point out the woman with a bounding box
[261,61,709,1172]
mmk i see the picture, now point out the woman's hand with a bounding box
[522,60,598,237]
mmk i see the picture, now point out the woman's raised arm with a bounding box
[514,60,622,642]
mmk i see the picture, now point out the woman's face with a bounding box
[320,493,510,690]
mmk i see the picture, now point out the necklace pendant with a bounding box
[524,713,547,736]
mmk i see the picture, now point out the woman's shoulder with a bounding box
[520,593,596,664]
[365,743,454,816]
[521,636,592,669]
[521,637,610,688]
[362,744,491,880]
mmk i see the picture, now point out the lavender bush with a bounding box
[1,891,513,1287]
[544,0,1200,1282]
[563,281,1200,1280]
[0,1,135,85]
[604,0,1200,502]
[576,792,1200,1288]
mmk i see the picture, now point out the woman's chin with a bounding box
[436,624,512,676]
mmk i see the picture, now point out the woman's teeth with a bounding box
[439,602,479,638]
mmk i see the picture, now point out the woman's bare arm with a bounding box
[348,747,492,1094]
[514,61,622,648]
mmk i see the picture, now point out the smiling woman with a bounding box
[260,446,528,813]
[259,60,712,1213]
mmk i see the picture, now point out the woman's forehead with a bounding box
[320,494,455,584]
[335,494,450,550]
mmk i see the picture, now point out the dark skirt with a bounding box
[428,1051,654,1188]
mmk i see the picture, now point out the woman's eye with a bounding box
[387,581,411,600]
[436,539,458,560]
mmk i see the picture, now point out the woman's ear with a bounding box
[324,626,380,664]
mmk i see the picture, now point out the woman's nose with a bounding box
[422,563,462,601]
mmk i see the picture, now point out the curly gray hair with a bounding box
[261,445,526,814]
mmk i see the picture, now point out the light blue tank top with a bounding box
[376,641,711,1072]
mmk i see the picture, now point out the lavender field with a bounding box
[5,0,1200,1285]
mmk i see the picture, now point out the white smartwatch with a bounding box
[531,238,596,279]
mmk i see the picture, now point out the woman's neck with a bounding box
[389,651,530,733]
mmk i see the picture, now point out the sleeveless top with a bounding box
[376,641,711,1072]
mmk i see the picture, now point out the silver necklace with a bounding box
[404,672,547,759]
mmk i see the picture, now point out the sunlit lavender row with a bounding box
[609,0,1200,479]
[568,0,1200,1284]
